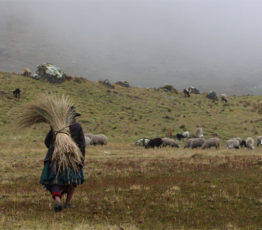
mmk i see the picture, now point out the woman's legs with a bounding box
[51,185,63,211]
[51,184,76,209]
[65,184,75,205]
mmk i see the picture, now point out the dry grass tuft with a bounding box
[16,94,83,173]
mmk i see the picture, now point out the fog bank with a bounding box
[1,0,262,95]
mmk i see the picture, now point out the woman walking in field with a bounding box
[18,95,86,212]
[40,106,85,211]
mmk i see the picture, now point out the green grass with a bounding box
[1,72,262,144]
[1,72,262,229]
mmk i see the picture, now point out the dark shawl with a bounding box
[44,122,86,166]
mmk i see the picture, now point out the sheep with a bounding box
[257,136,262,147]
[226,139,240,149]
[145,138,163,148]
[84,135,91,146]
[85,133,95,145]
[182,131,190,138]
[184,138,194,148]
[221,94,228,103]
[246,137,255,150]
[240,140,247,148]
[93,134,107,145]
[161,137,179,148]
[13,88,20,98]
[183,88,190,97]
[190,138,205,149]
[85,133,107,145]
[176,133,186,140]
[195,127,203,138]
[135,138,150,146]
[226,138,245,149]
[202,138,220,149]
[184,138,204,149]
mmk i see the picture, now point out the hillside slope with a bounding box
[0,72,262,143]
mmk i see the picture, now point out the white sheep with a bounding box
[84,135,91,146]
[85,133,108,145]
[246,137,255,150]
[195,128,203,138]
[135,138,150,146]
[226,138,241,149]
[221,94,228,103]
[184,138,204,149]
[257,136,262,147]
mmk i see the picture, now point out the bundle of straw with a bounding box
[17,94,83,173]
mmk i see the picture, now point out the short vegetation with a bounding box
[1,72,262,229]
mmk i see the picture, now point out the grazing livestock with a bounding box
[226,138,245,149]
[195,127,203,138]
[221,94,228,103]
[84,135,91,146]
[85,133,108,145]
[240,140,247,148]
[145,138,163,148]
[135,138,150,146]
[226,139,240,149]
[161,137,179,148]
[184,138,194,148]
[183,88,190,97]
[182,131,190,138]
[246,137,255,150]
[190,138,205,149]
[233,137,247,147]
[202,138,220,149]
[13,88,21,98]
[176,133,186,140]
[257,136,262,147]
[184,138,204,149]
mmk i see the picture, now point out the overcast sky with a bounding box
[1,0,262,94]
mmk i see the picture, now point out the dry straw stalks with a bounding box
[17,94,83,173]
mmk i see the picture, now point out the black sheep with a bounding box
[176,133,186,140]
[240,140,247,148]
[13,88,21,98]
[145,138,163,148]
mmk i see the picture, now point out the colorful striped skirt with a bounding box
[40,161,84,194]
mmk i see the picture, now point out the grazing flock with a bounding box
[134,128,261,151]
[84,129,260,151]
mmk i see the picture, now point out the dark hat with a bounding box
[74,112,81,117]
[70,105,81,117]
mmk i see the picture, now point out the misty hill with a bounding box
[1,72,262,144]
[2,0,262,95]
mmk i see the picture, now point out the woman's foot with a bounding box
[64,203,76,208]
[54,201,62,212]
[53,196,62,212]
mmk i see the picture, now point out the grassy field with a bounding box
[1,72,262,143]
[1,141,262,229]
[1,72,262,229]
